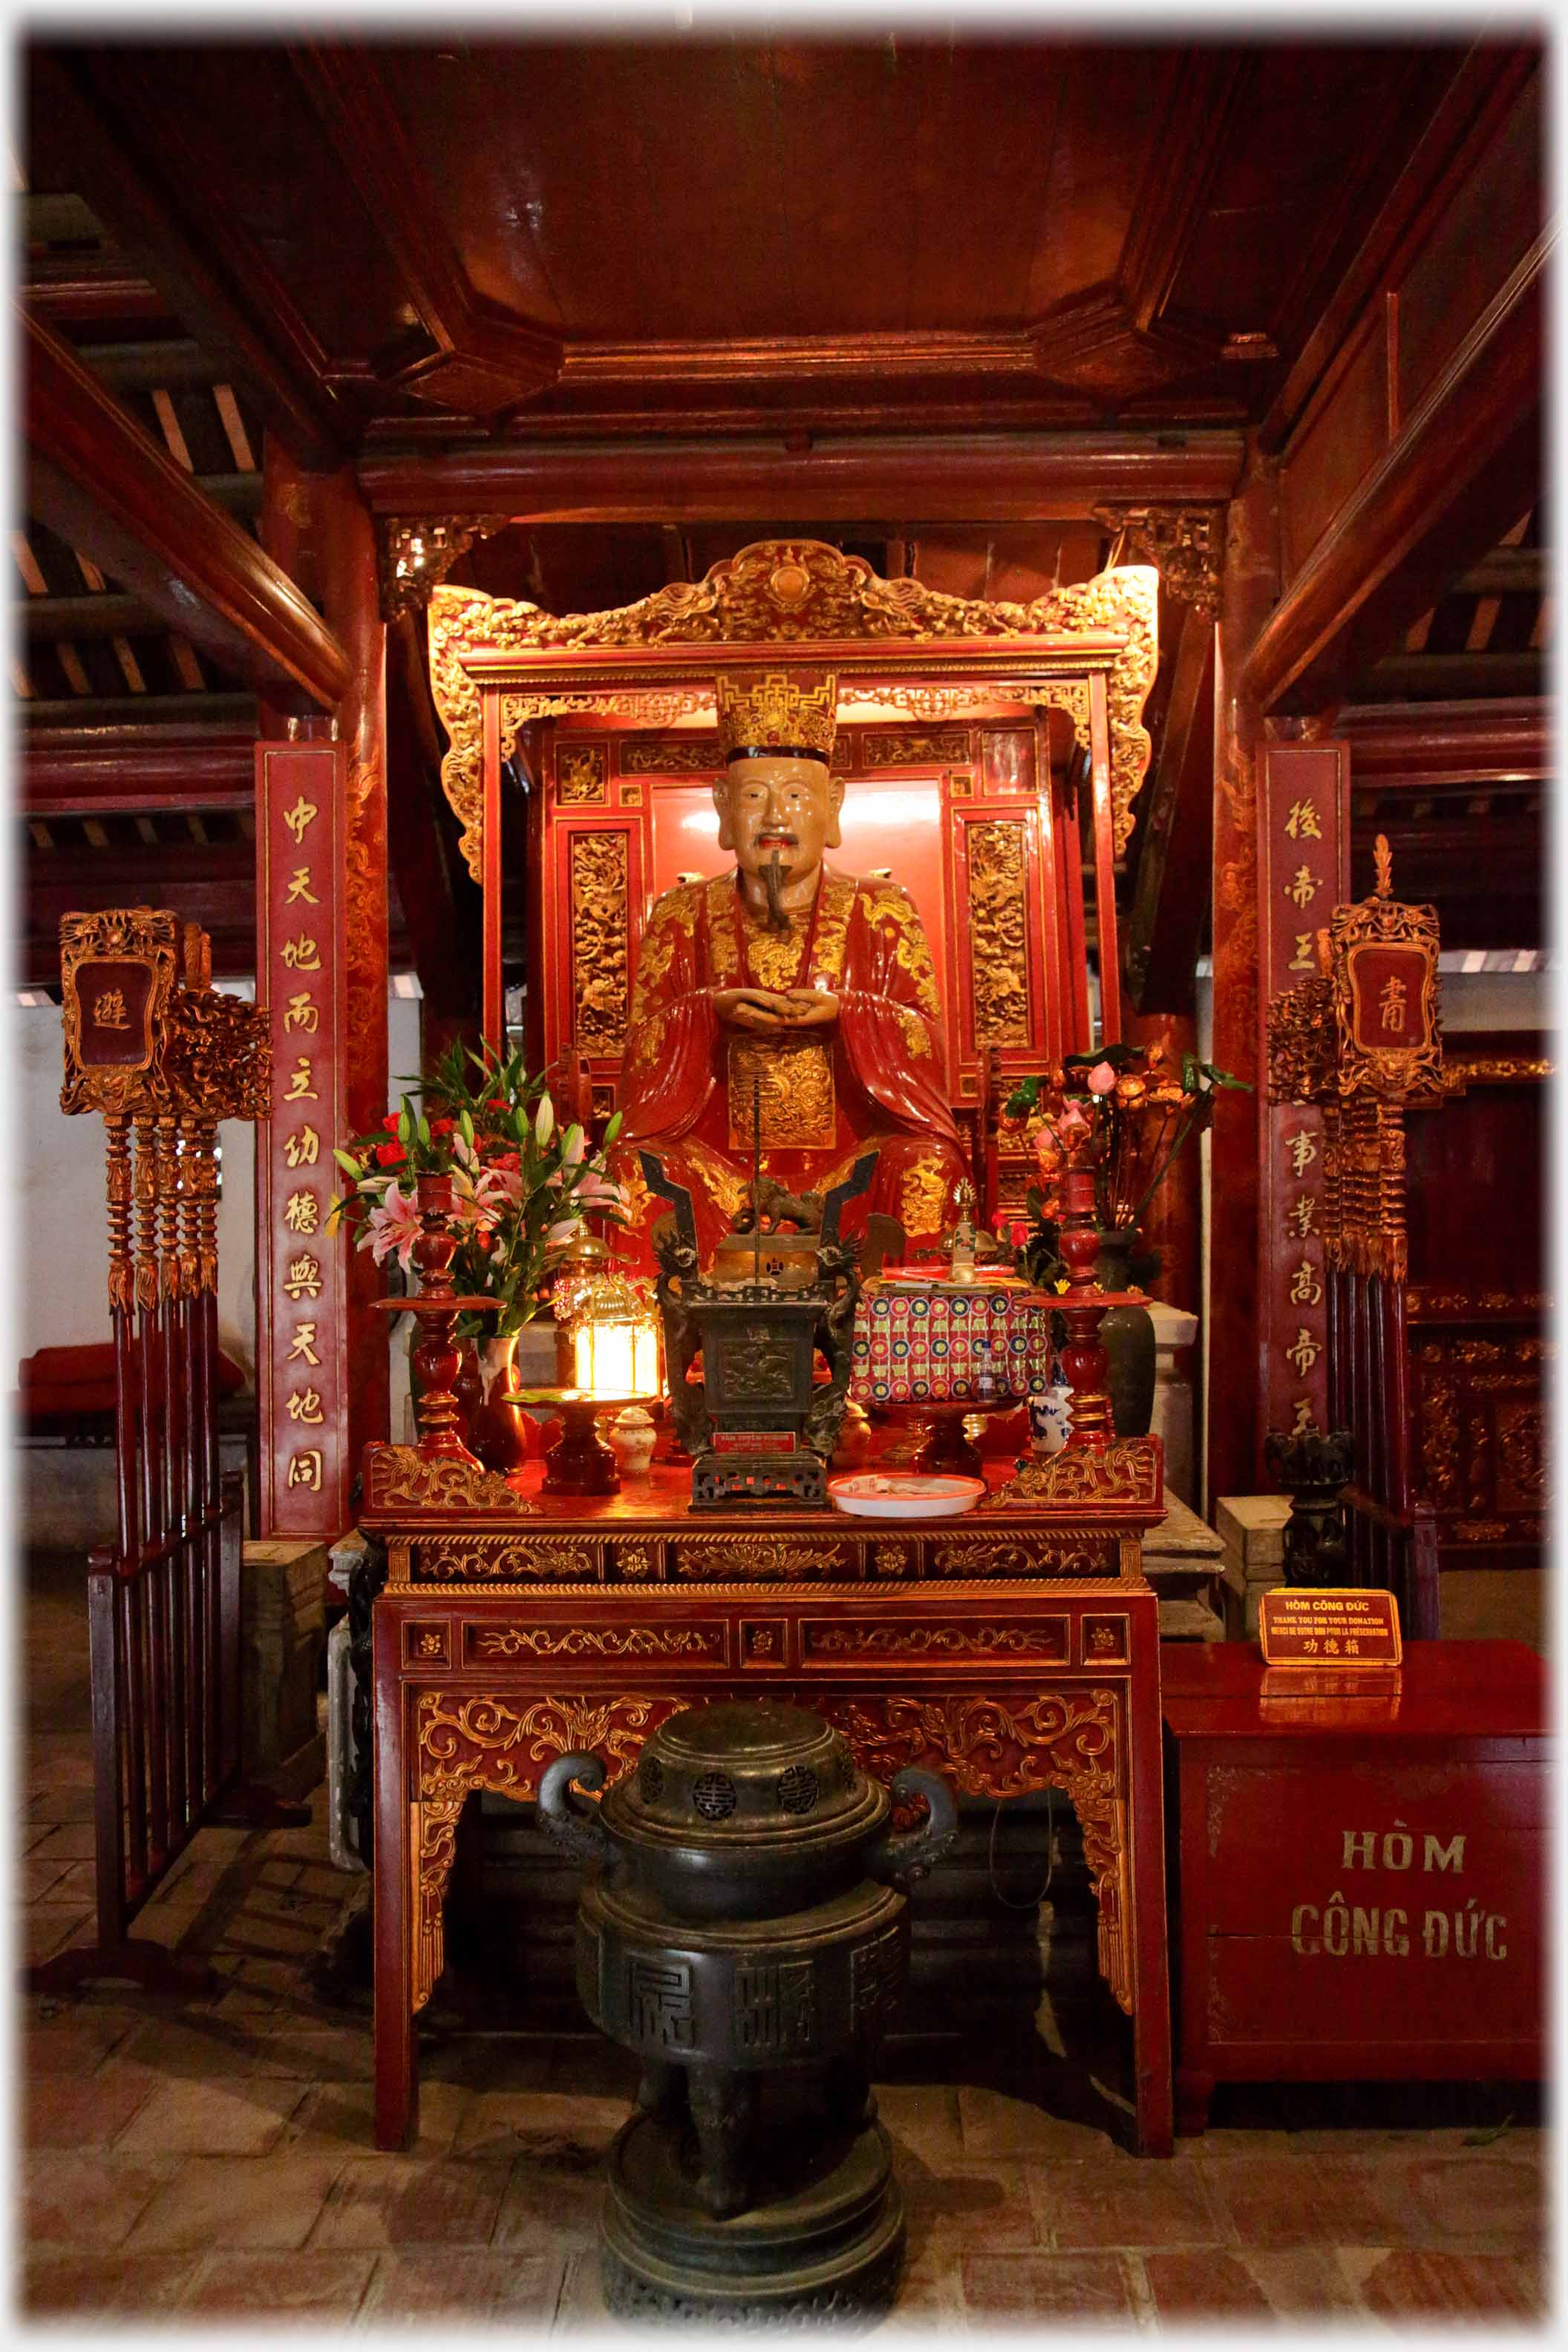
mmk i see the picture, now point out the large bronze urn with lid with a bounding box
[540,1700,956,2325]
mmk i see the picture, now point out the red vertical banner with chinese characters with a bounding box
[256,740,350,1535]
[1258,741,1348,1445]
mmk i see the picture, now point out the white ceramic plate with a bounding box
[827,1472,986,1520]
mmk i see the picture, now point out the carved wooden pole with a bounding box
[1206,454,1279,1507]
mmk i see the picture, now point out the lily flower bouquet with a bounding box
[328,1038,627,1336]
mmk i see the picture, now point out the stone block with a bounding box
[1146,1489,1225,1641]
[241,1539,327,1782]
[1216,1494,1291,1574]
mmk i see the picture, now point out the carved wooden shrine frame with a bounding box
[427,540,1158,1049]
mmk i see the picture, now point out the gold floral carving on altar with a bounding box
[803,1622,1067,1662]
[814,1688,1131,2013]
[429,541,1157,881]
[411,1690,686,2008]
[411,1536,598,1584]
[929,1536,1111,1578]
[620,736,722,774]
[728,1035,835,1149]
[863,727,973,767]
[1495,1401,1546,1510]
[569,833,630,1052]
[670,1535,833,1581]
[365,1445,538,1520]
[558,745,607,804]
[983,1437,1163,1511]
[1443,1054,1555,1087]
[1091,503,1224,621]
[474,1624,722,1660]
[967,819,1032,1045]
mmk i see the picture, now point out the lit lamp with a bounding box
[525,1244,663,1495]
[552,1244,662,1401]
[572,1294,662,1398]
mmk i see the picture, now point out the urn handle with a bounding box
[866,1768,958,1887]
[538,1751,611,1866]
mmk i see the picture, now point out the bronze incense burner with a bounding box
[540,1700,956,2323]
[641,1145,876,1509]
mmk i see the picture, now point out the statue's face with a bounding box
[713,754,843,881]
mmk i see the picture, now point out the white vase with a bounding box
[608,1405,656,1480]
[1028,1382,1075,1457]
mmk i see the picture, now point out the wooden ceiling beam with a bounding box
[20,690,257,731]
[289,43,562,417]
[24,308,350,713]
[1259,44,1541,456]
[19,590,157,641]
[1118,52,1249,333]
[23,725,256,814]
[1452,546,1544,597]
[1120,598,1215,1016]
[25,47,351,466]
[68,336,216,391]
[356,431,1245,523]
[1337,695,1547,783]
[1242,232,1544,716]
[1359,650,1544,702]
[23,252,170,325]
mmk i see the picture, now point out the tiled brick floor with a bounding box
[16,1552,1550,2329]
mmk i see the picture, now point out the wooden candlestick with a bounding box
[373,1172,496,1464]
[1056,1146,1116,1452]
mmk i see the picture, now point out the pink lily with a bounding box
[575,1168,627,1213]
[363,1179,422,1272]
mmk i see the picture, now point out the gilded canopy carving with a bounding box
[428,538,1157,881]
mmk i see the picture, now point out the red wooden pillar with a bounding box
[1206,457,1279,1509]
[258,441,390,1533]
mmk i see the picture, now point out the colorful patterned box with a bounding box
[849,1279,1057,1406]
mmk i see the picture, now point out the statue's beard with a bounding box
[760,852,791,932]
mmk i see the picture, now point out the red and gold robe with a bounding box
[612,867,970,1266]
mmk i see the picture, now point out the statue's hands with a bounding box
[713,986,794,1033]
[780,988,839,1029]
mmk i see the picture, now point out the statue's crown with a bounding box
[716,668,837,764]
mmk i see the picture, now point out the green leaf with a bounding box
[1462,2114,1514,2146]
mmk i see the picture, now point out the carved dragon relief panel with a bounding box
[967,820,1032,1047]
[569,832,630,1053]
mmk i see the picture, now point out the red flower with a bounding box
[376,1142,407,1168]
[488,1149,520,1172]
[486,1099,508,1111]
[381,1114,401,1134]
[428,1117,454,1136]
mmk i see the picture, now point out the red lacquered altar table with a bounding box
[1162,1639,1549,2134]
[363,1443,1174,2157]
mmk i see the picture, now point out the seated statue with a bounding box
[612,666,972,1266]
